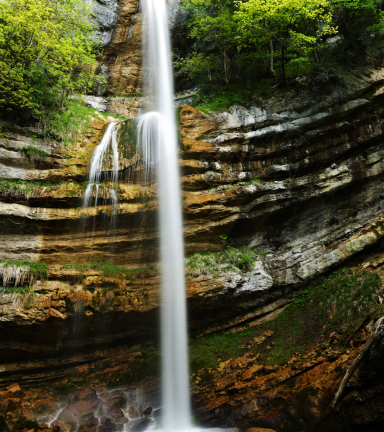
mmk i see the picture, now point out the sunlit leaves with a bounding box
[0,0,102,113]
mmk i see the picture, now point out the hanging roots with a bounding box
[0,263,30,287]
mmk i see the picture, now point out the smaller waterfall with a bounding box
[84,122,120,211]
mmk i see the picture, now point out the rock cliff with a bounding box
[2,2,384,429]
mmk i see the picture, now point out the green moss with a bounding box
[19,145,49,159]
[189,268,382,373]
[245,176,264,185]
[194,80,273,114]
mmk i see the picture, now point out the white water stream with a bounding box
[139,0,191,431]
[83,122,119,214]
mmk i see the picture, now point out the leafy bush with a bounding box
[0,0,105,136]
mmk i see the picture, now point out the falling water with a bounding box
[83,122,120,214]
[140,0,191,431]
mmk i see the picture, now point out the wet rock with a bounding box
[51,420,70,432]
[126,406,139,419]
[98,391,126,409]
[99,400,113,417]
[128,418,151,432]
[64,397,100,422]
[1,398,21,411]
[73,388,97,403]
[100,418,111,425]
[32,399,58,414]
[22,407,36,421]
[142,407,152,416]
[97,417,117,432]
[7,384,25,399]
[57,410,78,432]
[78,416,99,431]
[108,408,127,424]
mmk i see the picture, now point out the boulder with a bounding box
[78,416,99,432]
[2,398,21,411]
[57,409,78,431]
[100,418,111,425]
[108,408,127,424]
[143,407,152,416]
[32,399,58,414]
[97,418,117,432]
[98,391,126,409]
[126,406,139,419]
[64,397,100,422]
[51,420,71,432]
[7,384,25,399]
[73,388,97,403]
[129,418,151,432]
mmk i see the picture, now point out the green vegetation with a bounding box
[245,176,264,185]
[0,179,53,197]
[2,285,32,295]
[0,260,47,283]
[41,99,126,147]
[62,261,152,283]
[19,145,48,159]
[185,237,267,277]
[177,0,384,111]
[189,268,382,372]
[0,0,104,126]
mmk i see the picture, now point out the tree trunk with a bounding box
[280,46,286,86]
[269,39,276,76]
[223,50,231,87]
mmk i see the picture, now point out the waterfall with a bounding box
[140,0,191,431]
[83,122,120,213]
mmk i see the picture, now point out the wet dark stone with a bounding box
[73,388,97,403]
[143,407,152,416]
[129,418,151,432]
[79,416,99,430]
[98,391,126,409]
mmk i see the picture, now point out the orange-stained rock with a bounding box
[49,308,65,319]
[245,428,276,432]
[32,399,59,414]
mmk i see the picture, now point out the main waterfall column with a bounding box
[140,1,191,431]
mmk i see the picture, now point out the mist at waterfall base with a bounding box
[139,0,191,431]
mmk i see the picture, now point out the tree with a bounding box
[183,0,238,86]
[235,0,337,85]
[0,0,102,118]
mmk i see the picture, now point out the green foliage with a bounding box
[183,0,238,86]
[180,0,384,100]
[186,237,267,276]
[41,99,126,147]
[189,268,382,373]
[0,0,104,121]
[245,176,264,185]
[29,262,47,281]
[19,145,48,159]
[192,80,273,114]
[0,178,53,197]
[3,285,32,295]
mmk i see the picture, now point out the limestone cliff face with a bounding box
[2,69,384,350]
[95,0,142,96]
